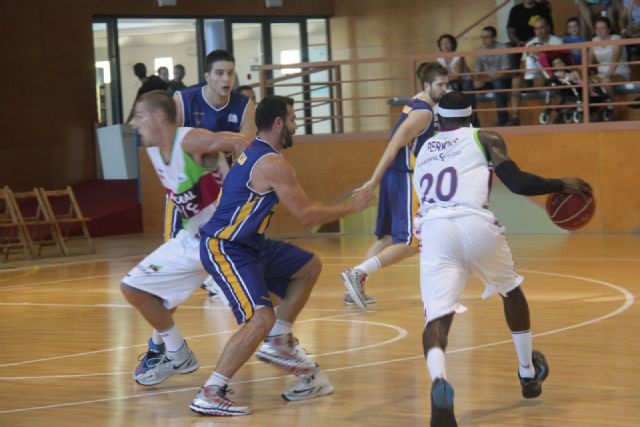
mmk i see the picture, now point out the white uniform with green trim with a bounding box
[122,127,229,308]
[413,127,523,323]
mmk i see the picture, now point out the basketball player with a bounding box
[134,50,256,377]
[121,91,249,385]
[190,96,374,416]
[341,62,448,308]
[413,91,592,426]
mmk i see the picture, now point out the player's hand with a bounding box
[351,188,376,212]
[561,178,592,198]
[353,179,376,194]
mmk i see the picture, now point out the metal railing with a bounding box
[257,37,640,134]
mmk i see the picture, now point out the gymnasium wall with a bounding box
[0,0,333,192]
[140,129,640,235]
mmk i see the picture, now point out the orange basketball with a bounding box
[545,192,595,230]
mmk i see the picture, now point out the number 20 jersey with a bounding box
[413,127,492,217]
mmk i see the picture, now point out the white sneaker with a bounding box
[282,370,335,401]
[343,292,376,306]
[135,341,199,386]
[255,333,317,375]
[190,385,251,416]
[201,275,221,300]
[340,268,369,309]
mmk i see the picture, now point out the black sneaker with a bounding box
[519,350,549,399]
[430,378,458,427]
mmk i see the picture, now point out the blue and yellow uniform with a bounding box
[163,88,251,241]
[376,96,435,246]
[199,138,313,324]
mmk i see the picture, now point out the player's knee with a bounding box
[296,255,322,284]
[248,306,276,335]
[120,283,151,306]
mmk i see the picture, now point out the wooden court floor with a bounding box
[1,234,639,427]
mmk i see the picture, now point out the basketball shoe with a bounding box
[135,341,199,386]
[430,378,457,427]
[282,369,335,401]
[340,268,373,309]
[201,275,221,300]
[133,338,165,380]
[190,385,251,416]
[519,350,549,398]
[255,333,317,375]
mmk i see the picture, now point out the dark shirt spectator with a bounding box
[507,0,554,46]
[169,64,188,94]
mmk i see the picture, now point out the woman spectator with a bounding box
[436,34,480,126]
[589,16,631,83]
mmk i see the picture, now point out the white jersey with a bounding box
[146,127,229,237]
[413,127,494,221]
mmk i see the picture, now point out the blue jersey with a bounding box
[389,96,435,172]
[178,86,250,132]
[200,139,280,249]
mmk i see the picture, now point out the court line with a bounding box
[0,302,347,312]
[0,318,407,381]
[0,311,373,368]
[0,266,40,283]
[0,268,633,415]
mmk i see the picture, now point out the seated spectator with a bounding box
[575,0,624,37]
[589,16,631,83]
[563,17,588,65]
[508,16,563,125]
[436,33,480,126]
[620,0,640,59]
[473,26,513,126]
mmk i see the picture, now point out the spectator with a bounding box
[507,0,554,77]
[126,62,169,122]
[508,16,563,126]
[576,0,624,37]
[169,64,187,94]
[473,26,513,126]
[563,17,589,65]
[620,0,640,60]
[436,34,480,126]
[589,16,631,83]
[157,66,170,83]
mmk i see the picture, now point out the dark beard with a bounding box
[282,127,293,149]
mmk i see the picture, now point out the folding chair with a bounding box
[37,186,94,255]
[6,187,67,257]
[0,186,35,260]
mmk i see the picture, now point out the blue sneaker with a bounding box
[430,378,457,427]
[519,350,549,398]
[133,338,165,380]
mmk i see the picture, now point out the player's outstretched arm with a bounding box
[354,109,431,194]
[183,128,250,159]
[479,130,592,197]
[253,155,374,227]
[240,100,257,139]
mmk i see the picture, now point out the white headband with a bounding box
[436,105,472,118]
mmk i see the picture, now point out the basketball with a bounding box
[545,192,595,230]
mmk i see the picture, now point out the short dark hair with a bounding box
[237,85,254,93]
[133,63,147,80]
[566,16,580,27]
[174,64,185,72]
[204,49,236,72]
[136,90,177,124]
[482,26,497,37]
[437,91,472,127]
[594,16,612,30]
[256,95,293,132]
[416,62,448,86]
[437,34,458,51]
[157,66,168,74]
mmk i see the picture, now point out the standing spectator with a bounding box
[436,34,480,126]
[473,26,513,126]
[576,0,624,37]
[589,16,631,83]
[126,62,169,122]
[507,17,563,125]
[507,0,554,78]
[169,64,187,94]
[563,17,588,65]
[157,66,170,83]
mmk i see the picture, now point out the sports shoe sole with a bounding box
[255,351,316,375]
[282,383,335,401]
[340,272,367,309]
[520,351,549,398]
[189,403,251,416]
[135,358,200,386]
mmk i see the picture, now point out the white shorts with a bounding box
[122,229,208,309]
[419,214,523,324]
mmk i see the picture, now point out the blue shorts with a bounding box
[375,168,419,247]
[200,237,314,324]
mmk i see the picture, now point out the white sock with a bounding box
[355,256,382,276]
[158,324,184,352]
[151,329,163,346]
[204,371,230,388]
[426,347,447,381]
[512,330,535,378]
[268,319,292,337]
